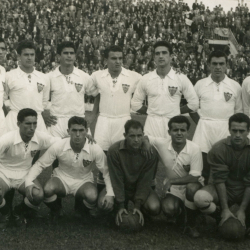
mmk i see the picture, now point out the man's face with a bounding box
[68,124,87,145]
[106,51,123,72]
[209,57,227,78]
[0,42,6,63]
[168,123,188,145]
[18,48,35,68]
[154,46,172,68]
[230,122,249,147]
[18,116,37,139]
[124,127,143,150]
[59,47,76,66]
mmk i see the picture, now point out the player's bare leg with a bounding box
[141,190,161,217]
[75,182,98,217]
[0,178,11,228]
[43,177,66,222]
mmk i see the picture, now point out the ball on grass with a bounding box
[118,211,143,233]
[218,217,246,241]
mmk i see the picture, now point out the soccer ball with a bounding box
[218,217,246,241]
[118,211,143,233]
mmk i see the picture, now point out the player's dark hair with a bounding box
[68,116,88,129]
[104,45,123,59]
[16,40,36,55]
[17,108,37,123]
[168,115,190,131]
[124,119,143,134]
[57,41,76,55]
[153,41,173,55]
[229,113,250,130]
[208,50,228,64]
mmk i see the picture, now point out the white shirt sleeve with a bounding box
[242,77,250,116]
[93,145,114,196]
[131,77,146,112]
[85,74,99,96]
[25,144,57,187]
[181,75,199,112]
[189,145,203,176]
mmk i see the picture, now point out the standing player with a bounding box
[242,75,250,118]
[143,116,203,237]
[25,117,114,221]
[45,41,97,137]
[131,40,199,139]
[194,113,250,237]
[90,45,142,191]
[0,109,59,228]
[190,51,242,184]
[4,40,49,133]
[104,120,160,228]
[0,38,7,136]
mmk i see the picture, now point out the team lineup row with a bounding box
[0,39,250,240]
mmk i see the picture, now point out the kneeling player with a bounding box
[194,113,250,239]
[0,108,59,228]
[25,116,114,221]
[143,116,203,237]
[98,120,160,229]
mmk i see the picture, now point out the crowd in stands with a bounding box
[0,0,250,86]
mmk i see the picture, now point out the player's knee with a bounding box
[44,183,56,198]
[84,187,98,204]
[32,188,44,204]
[146,200,161,216]
[161,199,179,217]
[186,183,201,201]
[194,190,216,213]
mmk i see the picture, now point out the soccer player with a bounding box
[103,119,160,228]
[45,41,97,137]
[0,38,7,136]
[131,40,199,139]
[0,108,59,228]
[143,116,203,237]
[190,50,242,184]
[194,113,250,237]
[4,40,49,132]
[90,45,142,191]
[25,116,114,221]
[242,75,250,118]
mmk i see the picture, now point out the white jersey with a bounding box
[0,130,60,179]
[91,67,142,118]
[4,67,49,113]
[0,65,6,136]
[194,75,242,120]
[131,68,199,117]
[48,66,97,118]
[25,138,114,196]
[242,76,250,117]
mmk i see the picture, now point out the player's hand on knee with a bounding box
[219,208,236,226]
[133,208,144,226]
[116,208,128,226]
[162,178,172,193]
[85,134,96,144]
[102,195,114,211]
[42,109,57,127]
[236,209,246,228]
[26,184,40,202]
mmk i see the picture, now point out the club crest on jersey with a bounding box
[122,84,130,93]
[31,150,38,157]
[168,86,178,96]
[83,159,92,168]
[224,92,232,102]
[75,83,83,92]
[37,83,44,93]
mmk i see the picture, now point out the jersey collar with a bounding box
[13,130,39,145]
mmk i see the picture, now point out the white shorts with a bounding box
[52,168,94,196]
[0,110,6,137]
[192,119,229,153]
[94,115,130,151]
[6,110,47,133]
[168,185,186,202]
[145,115,170,139]
[0,170,27,189]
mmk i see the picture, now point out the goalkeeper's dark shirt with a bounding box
[107,140,158,209]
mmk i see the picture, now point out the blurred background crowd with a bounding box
[0,0,250,86]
